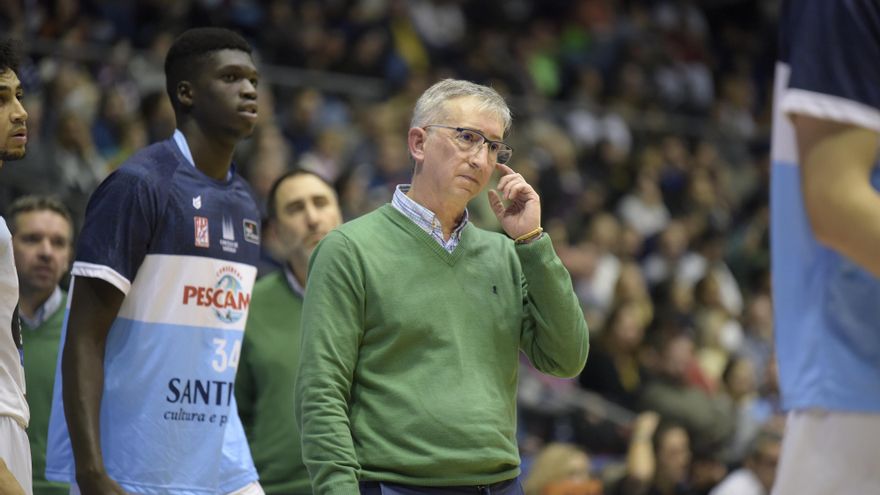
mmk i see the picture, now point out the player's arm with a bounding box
[796,114,880,277]
[61,276,127,494]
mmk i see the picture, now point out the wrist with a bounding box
[75,463,108,481]
[514,226,543,244]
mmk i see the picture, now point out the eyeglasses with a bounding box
[423,124,513,164]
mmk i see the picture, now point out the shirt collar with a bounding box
[21,286,62,329]
[391,184,469,238]
[172,129,233,181]
[283,264,306,298]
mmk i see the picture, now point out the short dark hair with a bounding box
[0,38,21,75]
[7,195,74,239]
[164,28,252,112]
[266,169,334,220]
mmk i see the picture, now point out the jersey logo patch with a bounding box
[220,216,239,253]
[194,216,209,248]
[192,195,202,209]
[243,219,259,244]
[182,265,251,324]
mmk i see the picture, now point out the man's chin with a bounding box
[237,121,258,140]
[0,149,27,162]
[23,280,57,295]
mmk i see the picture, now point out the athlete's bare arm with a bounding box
[61,277,127,494]
[796,114,880,277]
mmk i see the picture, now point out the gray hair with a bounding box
[410,79,512,135]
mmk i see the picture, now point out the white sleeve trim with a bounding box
[781,88,880,134]
[71,261,132,295]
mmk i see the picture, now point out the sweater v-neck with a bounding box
[380,204,469,266]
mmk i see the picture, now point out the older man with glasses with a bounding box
[295,78,590,495]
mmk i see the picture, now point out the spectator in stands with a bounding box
[523,443,601,495]
[642,221,691,288]
[612,262,654,326]
[240,123,292,216]
[709,426,781,495]
[575,213,623,317]
[737,293,774,381]
[609,415,696,495]
[676,229,742,317]
[298,127,349,183]
[691,273,744,384]
[639,328,735,456]
[579,301,648,411]
[43,110,108,229]
[720,356,778,463]
[617,172,670,241]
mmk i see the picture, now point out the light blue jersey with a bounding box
[45,137,262,493]
[771,0,880,413]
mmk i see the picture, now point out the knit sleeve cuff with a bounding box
[514,232,554,263]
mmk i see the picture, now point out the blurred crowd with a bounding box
[0,0,781,493]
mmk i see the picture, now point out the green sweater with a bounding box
[23,291,69,495]
[295,205,589,494]
[235,271,311,494]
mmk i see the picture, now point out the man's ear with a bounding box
[176,81,193,109]
[408,127,427,163]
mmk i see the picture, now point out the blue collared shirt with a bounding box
[284,264,306,298]
[22,286,62,328]
[391,185,468,253]
[172,129,233,181]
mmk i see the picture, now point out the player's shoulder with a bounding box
[110,139,185,189]
[781,0,880,64]
[227,171,261,209]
